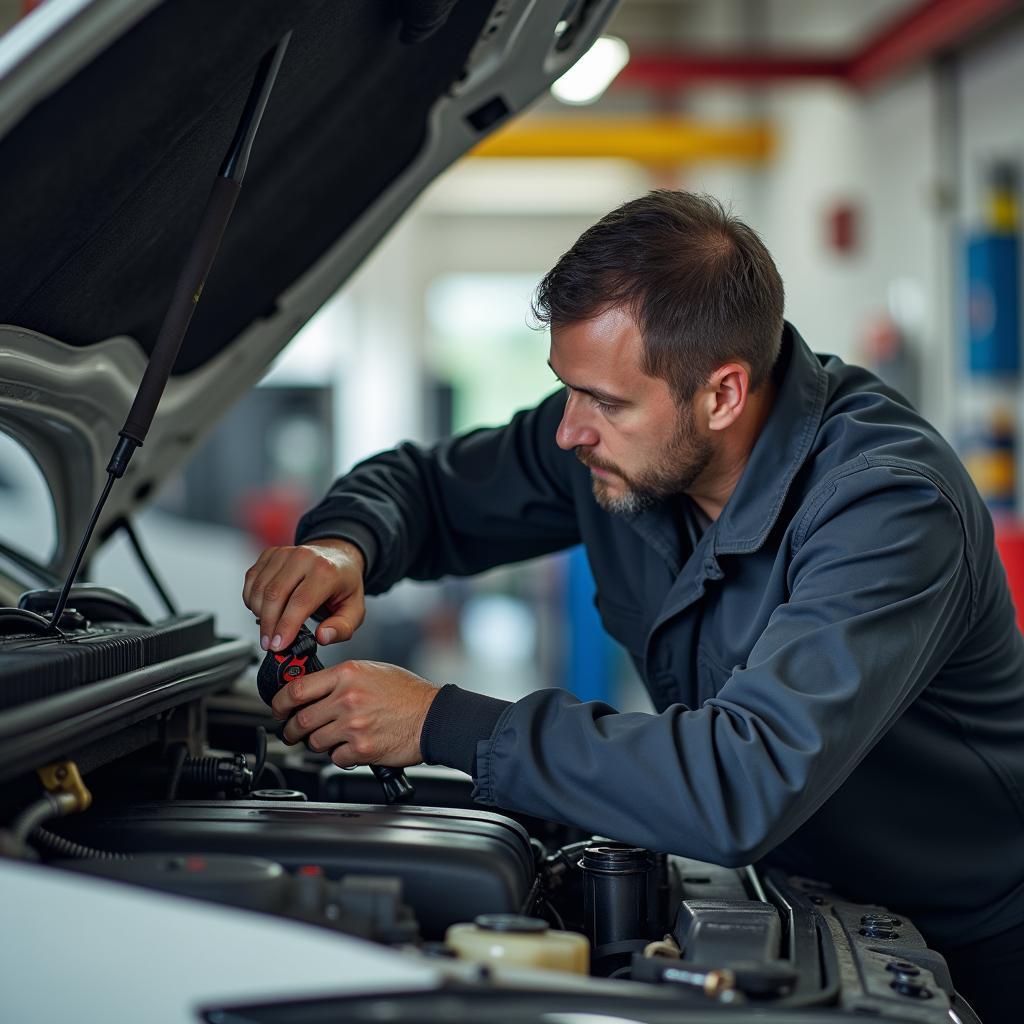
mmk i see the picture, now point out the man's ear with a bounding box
[705,363,751,432]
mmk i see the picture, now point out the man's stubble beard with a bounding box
[577,404,714,516]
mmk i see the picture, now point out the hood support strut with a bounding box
[45,32,292,632]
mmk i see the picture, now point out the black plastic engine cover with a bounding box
[57,800,534,938]
[0,613,218,710]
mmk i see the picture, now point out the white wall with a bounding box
[688,11,1024,441]
[859,70,947,423]
[743,70,948,428]
[959,25,1024,228]
[753,85,874,360]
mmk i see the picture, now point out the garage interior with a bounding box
[2,0,1014,713]
[0,1,1023,1018]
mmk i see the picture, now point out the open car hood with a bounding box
[0,0,617,583]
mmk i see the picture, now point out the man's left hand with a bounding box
[273,660,440,768]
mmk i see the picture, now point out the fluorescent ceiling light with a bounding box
[551,36,630,105]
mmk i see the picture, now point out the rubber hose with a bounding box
[11,795,62,846]
[543,898,566,931]
[260,762,287,788]
[254,726,268,787]
[166,743,188,800]
[32,827,131,861]
[519,874,543,915]
[180,756,222,787]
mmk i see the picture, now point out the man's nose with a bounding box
[556,393,599,451]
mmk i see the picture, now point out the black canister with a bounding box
[580,844,654,948]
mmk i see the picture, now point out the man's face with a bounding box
[549,307,714,514]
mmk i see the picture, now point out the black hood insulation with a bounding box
[0,0,489,373]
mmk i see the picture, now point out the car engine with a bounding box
[0,676,972,1021]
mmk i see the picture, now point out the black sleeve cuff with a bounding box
[420,684,511,776]
[294,520,378,579]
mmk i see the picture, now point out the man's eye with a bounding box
[593,397,618,414]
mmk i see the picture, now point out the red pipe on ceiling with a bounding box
[847,0,1019,87]
[613,0,1021,93]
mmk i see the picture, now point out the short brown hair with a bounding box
[532,190,785,401]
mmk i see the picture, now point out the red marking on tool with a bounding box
[277,654,310,680]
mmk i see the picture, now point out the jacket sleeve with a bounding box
[295,390,581,594]
[472,464,976,865]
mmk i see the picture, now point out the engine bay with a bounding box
[0,690,970,1022]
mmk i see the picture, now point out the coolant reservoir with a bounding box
[445,914,589,975]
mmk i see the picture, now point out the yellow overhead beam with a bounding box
[470,117,774,164]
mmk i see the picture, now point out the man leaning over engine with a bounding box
[243,190,1024,1021]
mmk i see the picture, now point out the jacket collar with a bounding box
[712,321,827,556]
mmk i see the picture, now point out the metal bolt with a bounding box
[890,978,932,999]
[861,914,901,928]
[886,961,920,977]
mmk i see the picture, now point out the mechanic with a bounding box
[243,191,1024,1021]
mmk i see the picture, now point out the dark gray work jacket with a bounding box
[297,323,1024,948]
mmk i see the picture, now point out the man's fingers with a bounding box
[305,720,350,753]
[247,549,293,640]
[280,696,339,746]
[330,743,361,769]
[257,563,324,651]
[243,542,366,650]
[268,659,433,770]
[316,604,365,645]
[242,547,277,612]
[271,666,336,720]
[271,579,336,652]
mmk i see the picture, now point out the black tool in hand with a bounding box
[257,625,414,804]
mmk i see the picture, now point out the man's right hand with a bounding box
[242,539,366,652]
